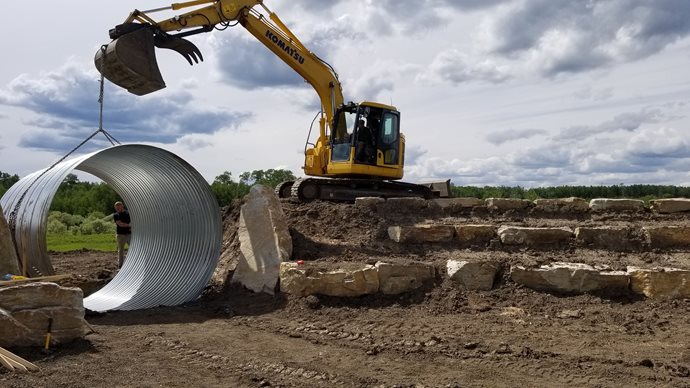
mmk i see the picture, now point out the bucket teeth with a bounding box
[153,32,204,66]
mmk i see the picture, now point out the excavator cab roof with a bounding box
[359,101,398,112]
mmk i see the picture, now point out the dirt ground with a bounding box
[3,199,690,387]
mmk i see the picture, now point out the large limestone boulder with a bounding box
[510,263,629,294]
[0,282,89,347]
[575,226,641,251]
[279,262,379,297]
[485,198,531,211]
[376,262,435,295]
[532,198,589,213]
[454,225,495,246]
[498,226,573,247]
[650,198,690,214]
[380,197,431,212]
[643,226,690,249]
[0,204,20,275]
[388,225,455,243]
[433,197,484,209]
[232,185,292,295]
[447,260,499,291]
[628,267,690,299]
[589,198,645,212]
[354,197,385,210]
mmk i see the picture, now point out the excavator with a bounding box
[95,0,433,201]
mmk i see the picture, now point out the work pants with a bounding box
[117,234,131,268]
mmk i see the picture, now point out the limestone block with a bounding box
[498,226,573,246]
[486,198,531,211]
[279,263,379,297]
[628,267,690,299]
[0,283,89,347]
[454,225,495,246]
[650,198,690,214]
[0,204,20,275]
[447,260,499,291]
[388,225,455,243]
[376,262,435,295]
[384,197,430,211]
[318,266,379,297]
[0,282,83,311]
[510,263,629,293]
[232,185,293,295]
[575,226,640,251]
[12,306,86,332]
[0,307,31,342]
[354,197,385,210]
[643,226,690,249]
[279,263,310,296]
[533,197,589,213]
[433,197,484,209]
[589,198,645,212]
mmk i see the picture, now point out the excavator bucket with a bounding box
[95,27,166,96]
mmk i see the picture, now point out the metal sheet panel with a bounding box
[0,145,221,311]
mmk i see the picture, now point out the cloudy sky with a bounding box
[1,0,689,187]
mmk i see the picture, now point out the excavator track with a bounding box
[286,177,433,202]
[275,180,294,199]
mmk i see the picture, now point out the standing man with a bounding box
[113,201,131,268]
[355,119,375,163]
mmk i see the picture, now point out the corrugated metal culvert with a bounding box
[0,145,222,311]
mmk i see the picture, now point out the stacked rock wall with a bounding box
[279,197,690,301]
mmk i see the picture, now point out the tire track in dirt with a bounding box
[230,313,685,387]
[131,331,381,387]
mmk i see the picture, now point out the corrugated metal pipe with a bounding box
[0,145,222,311]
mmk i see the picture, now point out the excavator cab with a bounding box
[328,102,403,179]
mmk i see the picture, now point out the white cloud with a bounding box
[554,108,666,141]
[477,0,690,76]
[627,127,690,159]
[486,128,547,145]
[0,61,250,153]
[417,49,510,85]
[405,102,690,187]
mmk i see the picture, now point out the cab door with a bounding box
[377,111,401,166]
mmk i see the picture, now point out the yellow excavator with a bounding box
[95,0,432,201]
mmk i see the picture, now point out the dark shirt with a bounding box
[114,210,131,235]
[358,126,374,145]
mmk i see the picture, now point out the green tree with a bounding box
[50,176,120,216]
[210,171,250,207]
[0,171,20,197]
[239,169,296,188]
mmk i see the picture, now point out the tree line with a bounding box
[3,169,690,216]
[451,184,690,201]
[0,169,296,216]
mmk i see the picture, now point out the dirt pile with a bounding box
[4,197,690,387]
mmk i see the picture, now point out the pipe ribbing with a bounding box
[0,145,221,311]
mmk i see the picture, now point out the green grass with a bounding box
[47,233,117,252]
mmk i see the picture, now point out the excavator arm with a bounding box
[97,0,343,127]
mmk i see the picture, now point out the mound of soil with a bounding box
[4,199,690,387]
